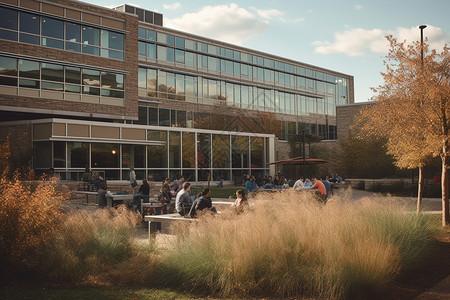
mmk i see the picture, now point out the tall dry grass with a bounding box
[158,189,438,299]
[0,177,65,280]
[0,175,148,284]
[47,206,143,282]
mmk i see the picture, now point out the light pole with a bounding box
[419,25,427,64]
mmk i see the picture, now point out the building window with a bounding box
[91,143,119,168]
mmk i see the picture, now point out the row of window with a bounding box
[138,67,338,116]
[135,106,338,140]
[139,28,337,81]
[0,6,124,60]
[35,135,269,180]
[138,41,342,95]
[0,55,124,98]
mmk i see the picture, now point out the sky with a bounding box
[86,0,449,102]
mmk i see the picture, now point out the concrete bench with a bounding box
[144,213,197,239]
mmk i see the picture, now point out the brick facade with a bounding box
[336,102,372,141]
[0,0,139,120]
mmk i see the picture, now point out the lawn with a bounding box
[190,186,243,199]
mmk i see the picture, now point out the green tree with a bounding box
[360,37,449,226]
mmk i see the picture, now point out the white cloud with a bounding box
[165,4,269,45]
[355,4,363,10]
[254,8,284,19]
[313,25,448,56]
[163,2,181,10]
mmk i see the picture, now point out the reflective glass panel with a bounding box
[101,30,123,50]
[138,28,146,39]
[138,41,146,55]
[169,131,181,168]
[82,69,100,86]
[65,66,81,84]
[0,29,17,41]
[19,78,39,89]
[20,12,39,34]
[232,136,248,168]
[0,7,17,30]
[250,137,264,168]
[65,41,80,52]
[159,108,170,126]
[67,142,88,168]
[212,134,230,168]
[66,22,80,42]
[41,63,63,82]
[91,143,119,168]
[42,37,63,49]
[101,72,123,89]
[82,26,100,46]
[138,67,146,88]
[148,43,156,59]
[148,145,167,168]
[20,33,39,44]
[82,44,99,56]
[41,17,63,39]
[175,36,184,48]
[42,81,63,91]
[0,75,17,86]
[53,141,65,168]
[197,133,211,168]
[19,59,39,79]
[122,144,146,168]
[146,29,156,41]
[0,56,17,76]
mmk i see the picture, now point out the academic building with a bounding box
[0,0,354,183]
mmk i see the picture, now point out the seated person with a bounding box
[175,182,193,216]
[311,177,327,203]
[293,177,304,190]
[91,172,106,190]
[97,182,113,208]
[232,189,248,213]
[188,188,216,218]
[303,178,313,188]
[133,179,150,213]
[82,167,93,182]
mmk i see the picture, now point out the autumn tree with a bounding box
[359,36,449,226]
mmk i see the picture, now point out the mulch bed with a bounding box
[382,234,450,299]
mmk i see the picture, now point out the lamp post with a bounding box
[419,25,427,64]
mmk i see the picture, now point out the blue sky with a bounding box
[86,0,449,102]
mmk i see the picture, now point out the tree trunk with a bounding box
[442,140,449,227]
[417,166,424,214]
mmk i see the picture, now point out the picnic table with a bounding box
[106,194,133,207]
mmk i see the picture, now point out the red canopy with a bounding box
[267,156,330,165]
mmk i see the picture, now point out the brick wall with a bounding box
[336,102,372,141]
[0,122,33,167]
[0,0,139,120]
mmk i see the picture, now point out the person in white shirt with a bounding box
[293,177,304,190]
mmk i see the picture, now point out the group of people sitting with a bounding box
[82,167,107,190]
[132,177,248,219]
[244,172,343,204]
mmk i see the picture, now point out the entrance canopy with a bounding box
[267,156,330,166]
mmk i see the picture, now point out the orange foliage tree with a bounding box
[360,37,449,226]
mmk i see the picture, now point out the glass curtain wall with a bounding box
[39,132,269,182]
